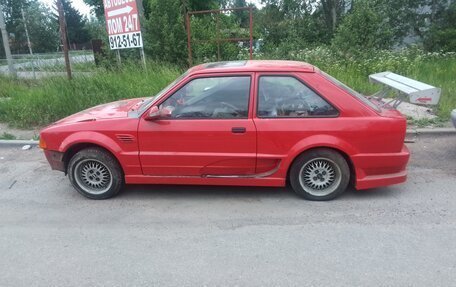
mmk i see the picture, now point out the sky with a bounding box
[40,0,92,16]
[39,0,263,18]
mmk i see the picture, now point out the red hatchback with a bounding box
[40,60,410,200]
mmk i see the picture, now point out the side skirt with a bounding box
[125,175,285,187]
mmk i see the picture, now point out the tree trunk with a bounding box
[331,2,337,31]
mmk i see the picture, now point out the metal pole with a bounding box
[0,3,16,77]
[140,47,146,68]
[56,0,72,80]
[136,0,146,69]
[216,12,221,61]
[21,6,35,79]
[116,49,121,66]
[249,7,253,60]
[186,12,192,67]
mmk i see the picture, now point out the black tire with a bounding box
[68,148,124,199]
[289,148,350,201]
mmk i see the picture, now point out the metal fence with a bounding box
[0,51,95,79]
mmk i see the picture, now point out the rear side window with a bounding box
[257,76,338,118]
[321,71,381,112]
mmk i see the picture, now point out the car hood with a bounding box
[54,98,145,125]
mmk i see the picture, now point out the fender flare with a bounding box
[59,131,127,173]
[282,134,358,170]
[60,131,123,155]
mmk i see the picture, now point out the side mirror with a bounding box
[145,106,172,121]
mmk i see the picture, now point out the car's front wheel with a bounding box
[68,148,124,199]
[290,148,350,201]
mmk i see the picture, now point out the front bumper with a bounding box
[43,150,65,172]
[352,144,410,190]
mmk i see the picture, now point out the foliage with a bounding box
[1,49,455,128]
[23,1,60,53]
[332,0,395,56]
[83,0,104,18]
[0,0,91,56]
[424,2,456,52]
[85,16,107,40]
[62,0,91,48]
[258,47,456,119]
[0,0,59,55]
[143,0,187,66]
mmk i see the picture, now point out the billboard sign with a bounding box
[103,0,143,49]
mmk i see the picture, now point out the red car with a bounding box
[39,60,410,200]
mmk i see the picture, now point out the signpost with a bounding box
[103,0,143,50]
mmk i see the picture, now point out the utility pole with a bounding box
[21,5,35,79]
[0,3,16,77]
[56,0,72,80]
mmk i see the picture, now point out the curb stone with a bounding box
[406,128,456,136]
[0,140,39,146]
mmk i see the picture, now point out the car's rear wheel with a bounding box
[68,148,123,199]
[290,148,349,201]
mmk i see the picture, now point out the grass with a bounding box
[409,117,449,128]
[0,132,16,140]
[322,57,456,119]
[0,61,182,128]
[0,49,455,128]
[260,48,456,119]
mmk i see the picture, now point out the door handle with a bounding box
[231,127,246,133]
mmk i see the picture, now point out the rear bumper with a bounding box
[44,150,65,172]
[352,145,410,190]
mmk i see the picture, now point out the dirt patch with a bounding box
[0,123,40,140]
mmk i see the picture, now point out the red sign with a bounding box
[103,0,143,49]
[416,97,432,103]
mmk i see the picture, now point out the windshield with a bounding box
[137,71,188,114]
[321,71,381,112]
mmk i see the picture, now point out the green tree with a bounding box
[424,2,456,52]
[62,0,91,48]
[83,0,104,18]
[1,0,32,54]
[320,0,346,32]
[144,0,187,65]
[332,0,395,56]
[0,0,59,55]
[23,1,59,53]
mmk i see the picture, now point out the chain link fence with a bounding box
[0,50,95,79]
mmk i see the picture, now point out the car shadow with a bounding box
[118,184,295,200]
[342,186,403,200]
[115,184,400,201]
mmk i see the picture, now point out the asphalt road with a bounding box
[1,134,455,286]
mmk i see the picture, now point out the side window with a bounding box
[257,76,338,118]
[160,76,250,119]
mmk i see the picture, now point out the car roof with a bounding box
[188,60,316,75]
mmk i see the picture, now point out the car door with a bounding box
[138,73,257,176]
[253,73,340,174]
